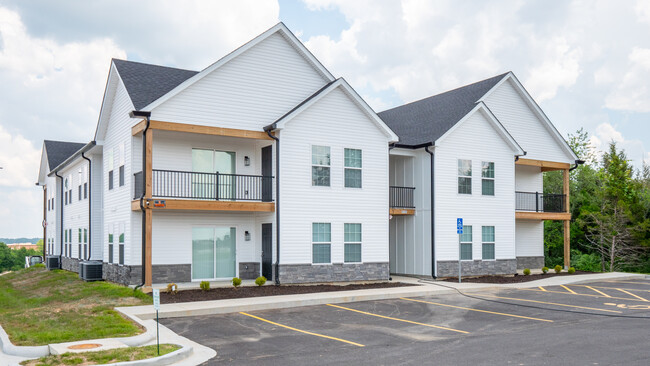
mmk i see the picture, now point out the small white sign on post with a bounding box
[152,288,160,311]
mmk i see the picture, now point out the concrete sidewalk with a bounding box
[118,272,645,321]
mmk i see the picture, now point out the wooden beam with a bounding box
[131,119,274,140]
[390,208,415,216]
[145,208,152,288]
[516,158,570,171]
[145,130,153,197]
[515,211,571,220]
[131,199,275,212]
[144,129,153,289]
[564,219,570,268]
[563,168,570,213]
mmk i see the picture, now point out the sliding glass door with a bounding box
[192,227,236,280]
[192,149,235,199]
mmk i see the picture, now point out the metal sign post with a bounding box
[457,218,463,284]
[152,288,160,355]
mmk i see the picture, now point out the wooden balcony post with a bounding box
[145,129,153,289]
[563,168,570,268]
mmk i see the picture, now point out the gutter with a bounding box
[130,110,152,292]
[54,171,64,259]
[424,144,436,279]
[81,151,92,260]
[264,127,281,285]
[569,159,585,171]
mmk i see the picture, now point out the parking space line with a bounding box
[326,304,469,334]
[616,289,649,302]
[560,285,577,294]
[583,286,611,297]
[517,288,649,302]
[604,280,650,286]
[400,297,553,322]
[574,284,650,293]
[474,294,623,313]
[239,312,365,347]
[539,286,547,291]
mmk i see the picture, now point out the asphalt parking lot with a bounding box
[162,278,650,365]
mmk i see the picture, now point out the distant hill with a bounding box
[0,238,40,244]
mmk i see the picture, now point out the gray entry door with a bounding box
[262,223,273,280]
[261,145,272,202]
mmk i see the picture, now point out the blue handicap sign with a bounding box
[457,218,463,234]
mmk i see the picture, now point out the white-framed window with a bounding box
[83,228,88,259]
[78,170,83,201]
[482,162,495,196]
[108,148,114,190]
[83,165,88,199]
[460,225,473,260]
[118,222,125,265]
[344,148,362,188]
[344,223,362,263]
[108,224,114,264]
[458,159,472,194]
[312,223,331,264]
[311,146,330,186]
[482,226,495,260]
[119,143,125,187]
[78,228,82,260]
[64,228,68,257]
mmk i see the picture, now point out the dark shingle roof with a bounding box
[44,140,86,170]
[112,59,199,110]
[378,73,509,147]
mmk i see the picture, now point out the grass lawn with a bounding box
[20,344,180,366]
[0,267,151,346]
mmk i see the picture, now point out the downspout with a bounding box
[265,129,280,285]
[424,145,436,279]
[42,185,46,258]
[81,152,92,260]
[569,159,585,171]
[54,171,64,259]
[131,111,151,292]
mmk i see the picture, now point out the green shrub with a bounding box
[255,276,267,286]
[232,277,242,288]
[568,267,576,274]
[166,283,178,295]
[33,263,45,268]
[523,268,531,276]
[554,265,562,274]
[541,266,549,274]
[200,281,210,291]
[572,253,601,272]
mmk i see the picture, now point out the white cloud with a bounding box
[605,47,650,112]
[589,123,648,167]
[636,0,650,24]
[0,124,41,188]
[524,37,582,102]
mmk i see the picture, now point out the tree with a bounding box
[36,239,43,254]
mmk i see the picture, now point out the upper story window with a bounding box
[312,146,330,187]
[344,148,362,188]
[458,159,472,194]
[460,225,473,260]
[119,143,125,187]
[312,223,331,264]
[108,148,114,190]
[482,162,495,196]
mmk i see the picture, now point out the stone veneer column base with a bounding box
[516,256,545,270]
[436,259,517,277]
[239,262,261,280]
[278,262,390,284]
[61,257,81,273]
[102,263,192,286]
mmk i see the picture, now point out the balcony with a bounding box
[133,170,275,212]
[515,191,570,220]
[390,186,415,215]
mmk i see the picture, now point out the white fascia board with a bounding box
[142,22,335,112]
[37,144,50,185]
[479,73,578,161]
[390,147,419,157]
[435,103,525,155]
[273,78,400,142]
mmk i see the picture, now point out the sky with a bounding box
[0,0,649,238]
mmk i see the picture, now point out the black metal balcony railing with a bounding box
[390,186,415,208]
[515,191,566,213]
[133,170,274,202]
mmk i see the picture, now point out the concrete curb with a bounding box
[95,344,192,366]
[0,325,49,358]
[118,272,646,320]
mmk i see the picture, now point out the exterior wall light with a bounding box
[245,231,251,241]
[244,156,250,166]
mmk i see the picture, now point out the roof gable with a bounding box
[378,73,508,147]
[43,140,86,169]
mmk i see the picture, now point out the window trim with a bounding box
[311,222,332,264]
[482,226,496,260]
[457,159,472,195]
[343,148,362,189]
[344,223,362,263]
[481,161,495,196]
[460,225,473,261]
[311,145,331,187]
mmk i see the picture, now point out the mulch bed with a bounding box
[159,282,414,303]
[441,271,594,284]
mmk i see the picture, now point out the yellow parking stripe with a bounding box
[400,297,553,322]
[573,284,650,293]
[584,286,611,297]
[239,312,365,347]
[326,304,469,334]
[539,286,547,291]
[560,285,577,294]
[604,280,650,286]
[517,288,650,302]
[616,288,649,302]
[475,294,622,313]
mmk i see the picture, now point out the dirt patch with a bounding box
[160,282,414,303]
[441,271,594,284]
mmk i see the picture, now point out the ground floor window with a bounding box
[312,223,331,264]
[344,223,362,263]
[460,225,473,260]
[192,227,236,280]
[108,226,114,263]
[118,223,125,265]
[482,226,495,260]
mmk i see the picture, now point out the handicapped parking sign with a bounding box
[457,218,463,234]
